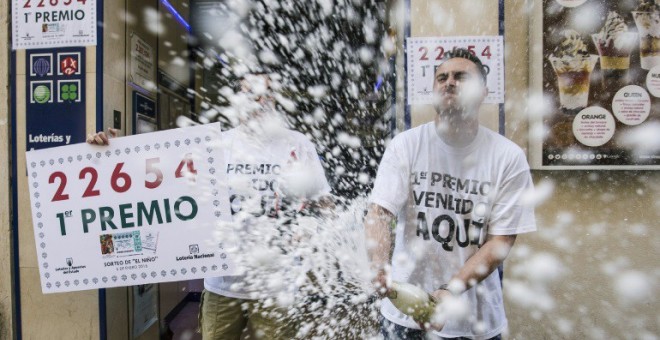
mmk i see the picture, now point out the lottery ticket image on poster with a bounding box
[100,231,143,258]
[141,231,159,253]
[100,234,115,255]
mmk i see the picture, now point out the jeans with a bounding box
[380,317,502,340]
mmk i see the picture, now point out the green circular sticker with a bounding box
[33,85,50,103]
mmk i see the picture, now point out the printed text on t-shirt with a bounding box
[411,171,491,251]
[226,163,281,175]
[227,163,280,217]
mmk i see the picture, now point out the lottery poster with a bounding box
[406,36,504,105]
[12,0,97,50]
[538,0,660,168]
[25,123,236,293]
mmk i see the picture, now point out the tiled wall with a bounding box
[506,170,659,338]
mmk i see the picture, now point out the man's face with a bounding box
[432,58,487,115]
[238,74,275,119]
[241,74,271,104]
[235,74,287,136]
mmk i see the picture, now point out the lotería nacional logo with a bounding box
[176,245,214,262]
[189,244,199,254]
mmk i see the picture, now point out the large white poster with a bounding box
[12,0,97,50]
[406,36,504,105]
[26,123,236,293]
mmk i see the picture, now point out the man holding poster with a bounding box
[90,73,332,339]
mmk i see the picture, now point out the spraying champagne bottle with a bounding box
[386,281,437,324]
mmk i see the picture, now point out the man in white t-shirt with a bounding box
[89,74,332,339]
[199,74,332,340]
[365,49,536,340]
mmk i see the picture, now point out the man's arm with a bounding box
[438,164,534,297]
[364,203,395,293]
[433,234,516,299]
[303,195,335,214]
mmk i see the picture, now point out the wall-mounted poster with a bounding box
[130,33,156,92]
[12,0,97,50]
[407,36,504,105]
[530,0,660,169]
[132,284,158,338]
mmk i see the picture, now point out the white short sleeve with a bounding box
[488,156,537,235]
[369,137,410,216]
[300,138,332,197]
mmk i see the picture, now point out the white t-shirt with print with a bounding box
[205,126,331,299]
[370,122,536,339]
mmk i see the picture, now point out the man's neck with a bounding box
[434,110,479,147]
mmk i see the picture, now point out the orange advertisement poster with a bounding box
[542,0,660,167]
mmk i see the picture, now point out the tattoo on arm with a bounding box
[364,204,395,271]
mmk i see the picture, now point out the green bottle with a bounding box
[386,281,437,324]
